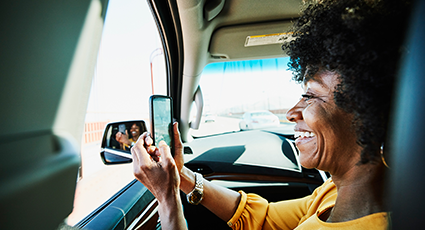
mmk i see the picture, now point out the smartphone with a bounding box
[118,124,126,134]
[149,95,174,156]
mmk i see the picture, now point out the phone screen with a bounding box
[118,124,126,134]
[150,95,173,153]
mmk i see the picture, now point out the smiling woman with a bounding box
[286,0,409,165]
[130,0,411,229]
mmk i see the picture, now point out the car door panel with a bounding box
[76,180,157,230]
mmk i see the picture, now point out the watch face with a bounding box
[190,190,203,203]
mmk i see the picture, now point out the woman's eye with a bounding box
[301,94,327,103]
[301,94,314,102]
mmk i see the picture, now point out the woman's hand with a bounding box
[131,132,180,203]
[115,130,132,145]
[140,122,184,173]
[133,122,185,190]
[132,122,240,226]
[131,127,188,230]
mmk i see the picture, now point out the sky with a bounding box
[85,0,165,122]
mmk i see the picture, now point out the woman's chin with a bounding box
[300,161,316,169]
[298,151,319,169]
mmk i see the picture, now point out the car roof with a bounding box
[178,0,302,77]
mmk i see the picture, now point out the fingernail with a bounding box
[158,140,167,147]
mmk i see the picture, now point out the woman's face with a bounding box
[286,70,361,175]
[130,124,141,139]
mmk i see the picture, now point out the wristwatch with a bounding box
[187,172,204,205]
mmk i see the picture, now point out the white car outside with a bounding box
[239,110,280,130]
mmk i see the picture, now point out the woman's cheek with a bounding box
[302,105,316,126]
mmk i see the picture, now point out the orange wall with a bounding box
[84,121,108,144]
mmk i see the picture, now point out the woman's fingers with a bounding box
[139,132,160,160]
[132,131,176,169]
[139,132,149,143]
[132,137,180,201]
[145,134,153,146]
[158,140,172,163]
[131,133,154,170]
[173,122,183,152]
[157,140,180,185]
[172,122,184,173]
[116,132,122,142]
[142,133,156,155]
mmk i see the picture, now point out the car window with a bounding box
[66,0,164,225]
[190,57,303,138]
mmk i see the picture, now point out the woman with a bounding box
[131,0,410,229]
[116,122,144,150]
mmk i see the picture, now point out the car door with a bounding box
[0,0,179,229]
[68,0,182,229]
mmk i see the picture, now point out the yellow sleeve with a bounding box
[227,191,269,230]
[227,180,333,230]
[263,196,314,229]
[227,191,313,230]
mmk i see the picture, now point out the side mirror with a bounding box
[100,120,147,165]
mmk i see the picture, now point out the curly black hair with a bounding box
[284,0,411,164]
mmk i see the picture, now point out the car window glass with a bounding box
[66,0,164,225]
[190,57,302,137]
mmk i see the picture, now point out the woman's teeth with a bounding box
[294,131,316,138]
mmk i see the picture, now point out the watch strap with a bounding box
[187,172,204,205]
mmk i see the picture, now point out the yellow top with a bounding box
[227,178,389,230]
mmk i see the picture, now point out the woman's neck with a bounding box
[327,162,387,222]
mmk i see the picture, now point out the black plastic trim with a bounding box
[147,0,184,123]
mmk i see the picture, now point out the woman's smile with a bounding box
[294,130,316,146]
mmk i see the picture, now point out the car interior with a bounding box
[1,0,424,229]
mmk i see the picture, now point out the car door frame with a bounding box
[73,0,183,229]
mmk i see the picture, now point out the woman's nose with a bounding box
[286,102,304,122]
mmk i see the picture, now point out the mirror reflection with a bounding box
[102,120,147,152]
